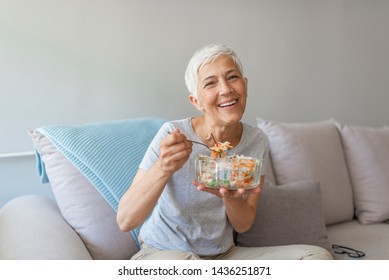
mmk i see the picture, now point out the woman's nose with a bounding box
[218,79,231,95]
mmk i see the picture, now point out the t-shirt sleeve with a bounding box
[234,124,269,177]
[260,131,270,176]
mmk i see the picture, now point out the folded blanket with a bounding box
[35,117,165,245]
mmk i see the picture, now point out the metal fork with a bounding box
[168,131,211,149]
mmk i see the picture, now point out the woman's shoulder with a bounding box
[243,122,267,138]
[158,118,188,130]
[164,118,193,133]
[166,118,191,126]
[242,122,269,149]
[239,123,269,160]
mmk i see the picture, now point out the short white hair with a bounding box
[184,44,244,97]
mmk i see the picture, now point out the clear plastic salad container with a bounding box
[195,155,262,190]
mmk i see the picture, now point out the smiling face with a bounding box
[190,55,248,127]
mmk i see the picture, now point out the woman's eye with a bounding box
[204,81,216,88]
[227,75,239,80]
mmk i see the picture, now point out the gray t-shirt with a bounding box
[138,118,269,256]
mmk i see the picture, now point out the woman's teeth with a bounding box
[219,100,237,108]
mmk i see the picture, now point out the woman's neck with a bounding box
[192,116,243,148]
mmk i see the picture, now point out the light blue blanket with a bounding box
[36,117,165,245]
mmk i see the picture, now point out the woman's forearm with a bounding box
[223,196,258,233]
[116,163,171,232]
[224,176,265,233]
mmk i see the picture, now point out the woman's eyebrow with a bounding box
[225,69,239,75]
[201,75,217,84]
[202,69,238,82]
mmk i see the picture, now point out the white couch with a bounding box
[1,118,388,260]
[255,118,389,260]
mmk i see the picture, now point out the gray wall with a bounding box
[1,0,389,206]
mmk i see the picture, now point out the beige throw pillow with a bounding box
[29,130,138,259]
[257,118,354,226]
[335,123,389,224]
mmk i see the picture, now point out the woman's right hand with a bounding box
[157,128,193,174]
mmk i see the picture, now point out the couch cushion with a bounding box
[236,180,331,252]
[327,219,389,260]
[0,195,92,260]
[257,118,354,225]
[335,123,389,224]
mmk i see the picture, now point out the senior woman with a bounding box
[117,44,332,260]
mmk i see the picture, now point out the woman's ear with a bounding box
[244,77,248,97]
[189,95,203,111]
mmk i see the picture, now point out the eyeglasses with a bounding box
[332,244,365,258]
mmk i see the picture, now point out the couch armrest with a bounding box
[0,195,92,259]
